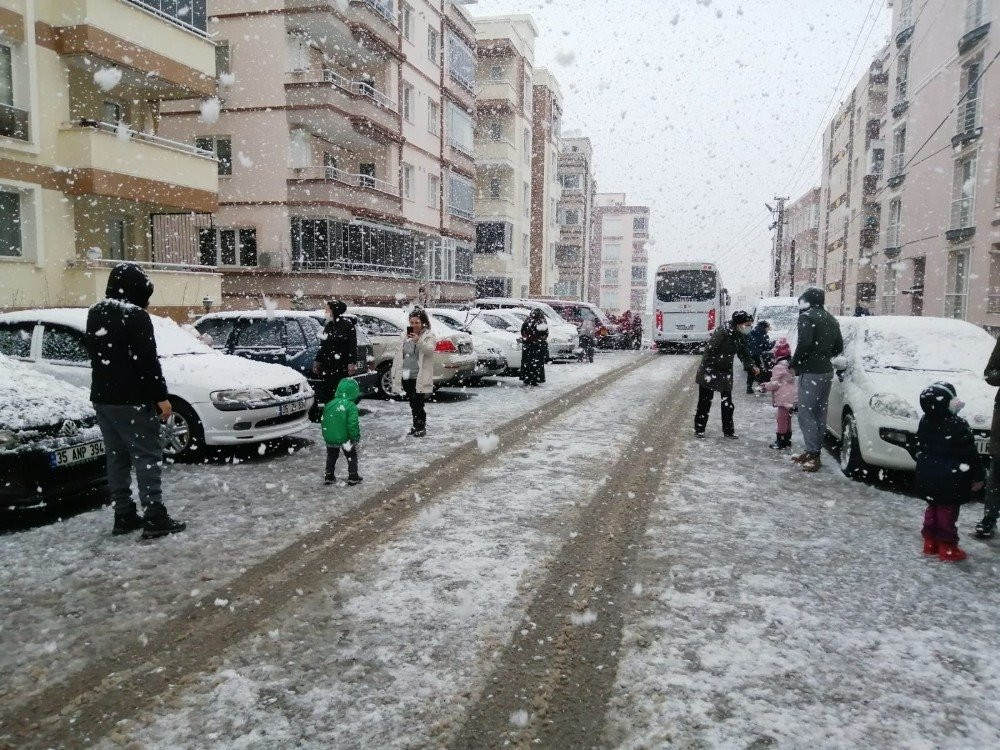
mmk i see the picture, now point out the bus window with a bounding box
[656,270,716,302]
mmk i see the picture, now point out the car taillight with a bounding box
[707,309,716,331]
[655,311,663,331]
[435,339,457,353]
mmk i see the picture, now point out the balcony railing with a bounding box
[447,136,474,157]
[890,152,906,178]
[951,196,975,230]
[0,102,29,141]
[958,95,981,134]
[360,0,397,27]
[125,0,208,36]
[449,68,476,94]
[290,166,400,197]
[73,119,216,159]
[293,68,398,113]
[449,204,475,220]
[67,257,219,274]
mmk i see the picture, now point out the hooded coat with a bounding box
[763,359,798,409]
[790,287,844,375]
[390,327,437,395]
[85,263,168,406]
[695,322,755,392]
[915,383,986,505]
[321,378,361,446]
[314,314,357,377]
[747,322,772,360]
[984,337,1000,457]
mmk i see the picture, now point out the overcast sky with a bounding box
[468,0,892,293]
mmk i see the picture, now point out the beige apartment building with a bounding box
[529,67,562,296]
[592,193,650,314]
[555,136,596,301]
[875,0,1000,329]
[472,14,536,299]
[774,187,821,297]
[816,49,889,315]
[157,0,477,309]
[0,0,220,316]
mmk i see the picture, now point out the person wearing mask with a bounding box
[578,317,597,363]
[974,336,1000,538]
[391,308,437,437]
[520,309,549,386]
[789,287,844,473]
[312,300,357,410]
[86,262,185,540]
[694,310,759,439]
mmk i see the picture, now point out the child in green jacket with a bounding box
[321,378,363,486]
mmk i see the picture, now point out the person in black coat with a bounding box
[915,382,986,562]
[693,310,759,438]
[312,300,357,408]
[520,309,549,387]
[745,320,772,393]
[86,262,185,539]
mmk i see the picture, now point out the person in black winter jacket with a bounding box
[520,309,549,386]
[915,382,986,562]
[86,262,185,540]
[312,300,357,408]
[745,320,772,393]
[694,310,759,438]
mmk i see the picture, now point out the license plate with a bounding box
[676,325,694,331]
[976,437,990,455]
[278,399,306,416]
[50,439,105,468]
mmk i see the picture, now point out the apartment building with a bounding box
[529,67,562,296]
[555,136,596,301]
[773,188,821,297]
[472,14,536,299]
[877,0,998,328]
[817,49,889,315]
[592,193,650,314]
[157,0,477,310]
[1,0,220,316]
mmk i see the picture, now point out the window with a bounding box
[0,323,35,357]
[523,128,531,163]
[951,153,977,230]
[966,0,987,31]
[899,0,914,28]
[428,100,440,135]
[291,219,416,276]
[989,251,1000,313]
[523,183,530,217]
[896,47,910,102]
[427,27,439,64]
[487,119,502,141]
[523,75,532,110]
[522,234,530,266]
[561,208,580,225]
[195,318,235,349]
[447,31,475,91]
[602,242,621,260]
[448,173,474,219]
[488,177,502,199]
[881,264,898,314]
[108,218,128,261]
[41,327,89,363]
[402,163,413,200]
[400,3,413,40]
[0,189,22,257]
[196,136,233,176]
[103,100,124,124]
[603,217,623,237]
[490,65,504,81]
[446,102,473,154]
[0,44,12,107]
[631,265,647,284]
[428,174,440,209]
[323,151,337,178]
[603,267,619,283]
[633,217,648,233]
[945,249,971,319]
[358,315,402,336]
[131,0,207,32]
[886,198,902,248]
[402,83,414,121]
[234,320,284,349]
[475,222,512,254]
[215,42,231,77]
[559,173,581,190]
[199,227,258,267]
[958,57,983,134]
[891,125,906,177]
[870,147,885,176]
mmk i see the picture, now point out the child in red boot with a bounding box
[762,338,797,449]
[915,382,986,561]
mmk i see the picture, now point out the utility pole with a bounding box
[769,197,788,297]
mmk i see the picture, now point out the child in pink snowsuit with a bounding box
[763,338,798,450]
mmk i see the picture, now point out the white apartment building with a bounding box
[555,136,597,301]
[592,193,650,314]
[472,14,536,299]
[529,67,562,296]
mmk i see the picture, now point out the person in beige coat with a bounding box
[390,308,437,437]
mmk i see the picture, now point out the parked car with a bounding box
[0,309,314,460]
[751,296,800,338]
[347,306,477,398]
[193,310,378,408]
[473,298,580,360]
[788,316,995,479]
[0,354,108,508]
[533,299,623,349]
[427,308,522,372]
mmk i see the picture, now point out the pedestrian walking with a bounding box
[520,309,549,386]
[693,310,759,439]
[578,318,597,363]
[312,300,357,410]
[746,320,773,393]
[974,336,1000,538]
[630,314,643,350]
[321,377,363,486]
[916,382,985,562]
[85,262,185,540]
[390,308,436,437]
[762,338,797,450]
[789,287,843,473]
[620,310,634,349]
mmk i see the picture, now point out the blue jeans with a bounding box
[797,373,833,455]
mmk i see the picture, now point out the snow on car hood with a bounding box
[0,354,94,431]
[160,351,306,393]
[863,369,995,430]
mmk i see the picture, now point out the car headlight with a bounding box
[869,393,919,421]
[211,388,274,406]
[0,429,22,450]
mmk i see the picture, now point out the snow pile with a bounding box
[199,97,222,124]
[93,67,122,92]
[0,354,94,432]
[218,72,236,87]
[476,433,499,454]
[859,317,994,374]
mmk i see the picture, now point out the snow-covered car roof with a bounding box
[195,309,325,322]
[0,354,94,431]
[753,297,799,307]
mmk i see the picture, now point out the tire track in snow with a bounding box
[0,355,656,749]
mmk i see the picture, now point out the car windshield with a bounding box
[755,306,799,331]
[656,270,716,303]
[153,316,215,357]
[861,324,995,374]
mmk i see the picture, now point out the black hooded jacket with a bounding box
[85,263,169,406]
[790,287,843,375]
[915,383,985,505]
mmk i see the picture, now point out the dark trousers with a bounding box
[521,343,546,385]
[94,403,164,516]
[402,379,426,430]
[694,386,734,435]
[923,504,961,544]
[325,445,359,478]
[580,335,595,363]
[315,371,348,408]
[983,459,1000,524]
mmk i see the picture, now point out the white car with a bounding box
[795,316,995,479]
[751,296,800,338]
[474,298,580,360]
[427,308,522,371]
[0,309,314,459]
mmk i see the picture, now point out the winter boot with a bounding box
[112,510,144,536]
[324,473,335,486]
[141,510,187,540]
[938,543,967,562]
[791,452,811,464]
[723,433,739,440]
[922,538,939,555]
[693,431,705,439]
[413,429,427,438]
[974,515,997,539]
[347,475,364,486]
[769,433,784,450]
[800,454,822,473]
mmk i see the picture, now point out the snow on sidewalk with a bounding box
[605,386,1000,750]
[100,357,694,750]
[0,354,639,704]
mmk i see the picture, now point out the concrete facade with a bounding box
[555,136,596,302]
[775,187,821,297]
[592,193,650,314]
[529,67,561,297]
[1,0,221,317]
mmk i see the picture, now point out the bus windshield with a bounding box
[656,270,717,303]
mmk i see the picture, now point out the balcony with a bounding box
[887,153,906,188]
[896,22,915,48]
[475,137,519,171]
[860,227,879,249]
[287,166,401,218]
[64,257,221,309]
[952,97,984,148]
[346,0,400,54]
[285,69,401,144]
[863,174,881,202]
[57,120,218,212]
[959,22,991,55]
[476,79,519,109]
[0,102,29,142]
[559,224,584,243]
[51,0,216,98]
[946,197,976,242]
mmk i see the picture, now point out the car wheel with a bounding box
[377,363,393,400]
[839,411,869,479]
[161,399,203,460]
